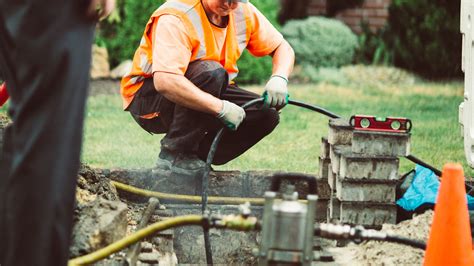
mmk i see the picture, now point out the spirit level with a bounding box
[350,115,412,133]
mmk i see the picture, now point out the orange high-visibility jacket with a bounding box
[120,0,255,110]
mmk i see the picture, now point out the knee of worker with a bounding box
[257,107,280,134]
[185,60,228,97]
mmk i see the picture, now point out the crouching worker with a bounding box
[120,0,295,176]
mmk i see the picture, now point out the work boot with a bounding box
[154,148,176,171]
[172,153,207,175]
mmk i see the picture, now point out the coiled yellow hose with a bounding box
[111,180,266,205]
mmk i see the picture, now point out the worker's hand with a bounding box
[263,75,289,109]
[86,0,116,20]
[217,100,246,131]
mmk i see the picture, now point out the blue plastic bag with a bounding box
[397,165,474,211]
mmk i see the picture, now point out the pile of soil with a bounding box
[71,165,126,258]
[331,210,433,265]
[76,164,119,204]
[72,165,176,265]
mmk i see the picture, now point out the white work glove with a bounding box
[217,100,246,131]
[263,75,289,109]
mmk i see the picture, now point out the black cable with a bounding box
[203,229,212,263]
[405,155,474,193]
[201,98,263,265]
[200,129,223,264]
[202,213,213,265]
[288,99,340,119]
[405,155,442,176]
[385,235,426,250]
[315,224,426,251]
[201,130,224,265]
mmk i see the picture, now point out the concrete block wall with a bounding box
[308,0,392,33]
[320,118,410,227]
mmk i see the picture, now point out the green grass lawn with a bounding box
[2,79,472,177]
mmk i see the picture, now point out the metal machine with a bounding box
[257,174,318,266]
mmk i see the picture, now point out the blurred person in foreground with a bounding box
[120,0,295,177]
[0,0,115,265]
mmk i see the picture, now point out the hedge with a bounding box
[384,0,462,79]
[281,16,358,69]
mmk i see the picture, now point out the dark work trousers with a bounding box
[0,1,95,265]
[128,60,280,165]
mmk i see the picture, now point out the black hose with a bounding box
[202,213,213,265]
[385,235,426,250]
[405,155,442,176]
[201,98,263,265]
[202,98,263,212]
[405,155,474,194]
[315,223,426,251]
[288,99,340,119]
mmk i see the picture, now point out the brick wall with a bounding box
[307,0,392,34]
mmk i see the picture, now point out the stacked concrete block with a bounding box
[327,163,336,191]
[315,138,333,222]
[336,200,398,225]
[352,130,410,157]
[320,118,410,227]
[329,145,351,176]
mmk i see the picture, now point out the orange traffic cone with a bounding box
[424,163,474,265]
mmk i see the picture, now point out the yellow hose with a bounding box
[68,215,204,266]
[111,180,266,205]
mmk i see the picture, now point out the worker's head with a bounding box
[203,0,247,16]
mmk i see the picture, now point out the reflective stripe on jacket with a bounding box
[120,0,252,110]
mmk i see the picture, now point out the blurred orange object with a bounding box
[423,163,474,265]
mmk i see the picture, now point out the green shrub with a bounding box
[281,17,358,69]
[97,0,279,84]
[97,0,165,67]
[384,0,461,79]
